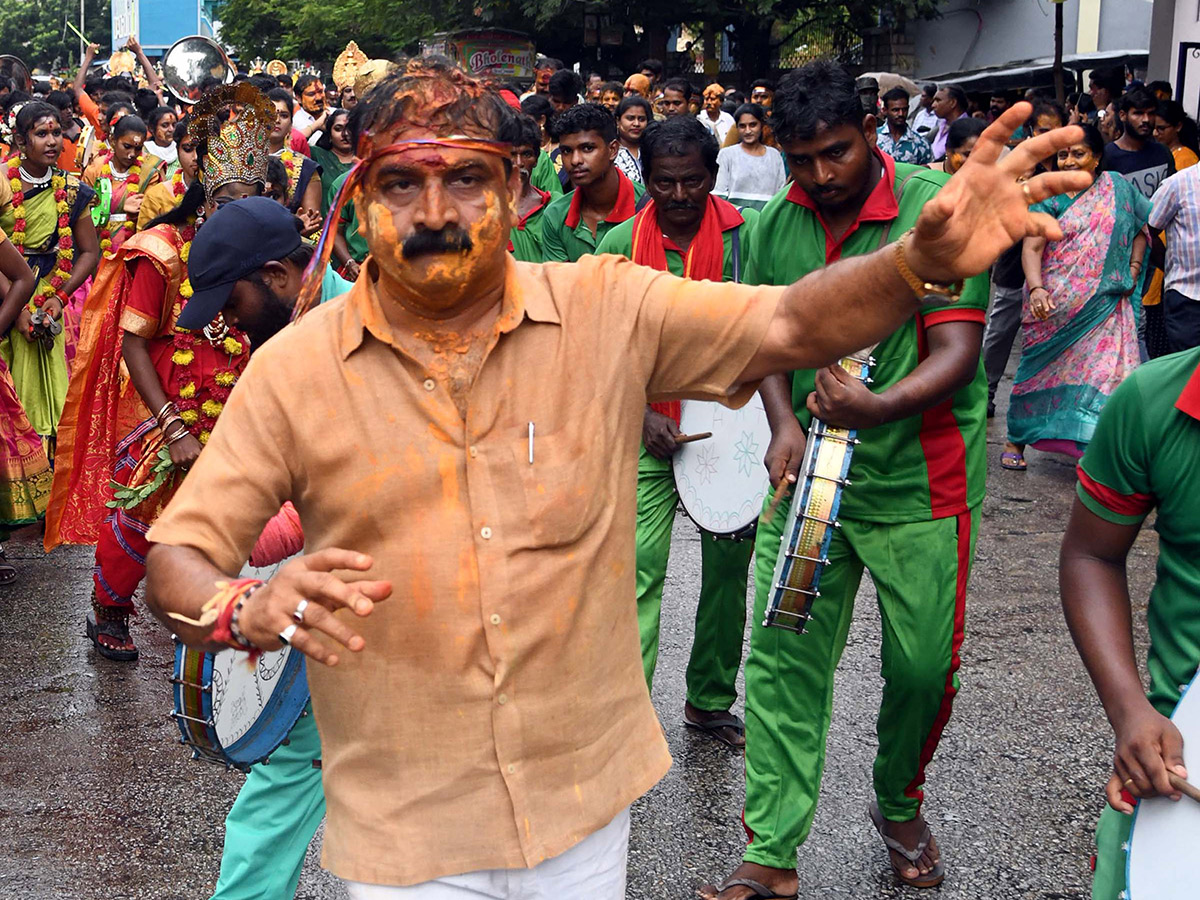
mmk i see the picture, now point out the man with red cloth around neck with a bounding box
[142,57,1089,897]
[598,115,759,749]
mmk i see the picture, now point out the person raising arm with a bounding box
[140,61,1085,899]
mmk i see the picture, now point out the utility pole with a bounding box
[1053,0,1066,105]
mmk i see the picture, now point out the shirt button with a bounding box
[507,764,516,774]
[469,446,478,458]
[423,378,435,391]
[490,613,501,625]
[497,693,508,705]
[480,526,492,540]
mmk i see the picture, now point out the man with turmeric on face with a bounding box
[143,58,1093,897]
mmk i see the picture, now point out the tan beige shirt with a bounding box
[148,253,782,885]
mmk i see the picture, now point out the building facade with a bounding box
[906,0,1151,78]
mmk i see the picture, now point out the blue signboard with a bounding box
[113,0,218,54]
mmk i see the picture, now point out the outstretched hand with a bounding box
[906,103,1091,285]
[238,548,393,666]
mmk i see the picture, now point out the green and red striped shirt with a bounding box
[1076,346,1200,716]
[745,152,988,523]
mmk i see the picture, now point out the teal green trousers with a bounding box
[211,702,325,899]
[741,501,979,868]
[636,446,754,711]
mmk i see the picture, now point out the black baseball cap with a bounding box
[177,196,303,330]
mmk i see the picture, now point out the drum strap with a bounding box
[856,169,923,357]
[874,169,922,251]
[731,226,742,284]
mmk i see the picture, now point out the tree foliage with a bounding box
[0,0,113,73]
[215,0,939,78]
[215,0,521,63]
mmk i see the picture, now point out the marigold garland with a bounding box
[97,152,143,254]
[166,221,248,445]
[279,149,301,200]
[7,158,74,310]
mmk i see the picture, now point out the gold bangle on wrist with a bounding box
[893,229,963,303]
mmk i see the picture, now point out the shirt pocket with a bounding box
[508,414,607,548]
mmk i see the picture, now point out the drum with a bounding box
[671,396,772,540]
[169,560,309,770]
[764,351,874,633]
[1127,668,1200,898]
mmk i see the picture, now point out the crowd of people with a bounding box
[0,38,1195,900]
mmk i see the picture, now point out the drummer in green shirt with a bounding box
[507,115,555,263]
[541,104,643,262]
[1061,345,1200,900]
[701,60,989,900]
[597,116,760,749]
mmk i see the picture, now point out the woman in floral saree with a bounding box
[1003,125,1149,470]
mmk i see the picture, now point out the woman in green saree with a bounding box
[0,102,100,459]
[310,108,357,217]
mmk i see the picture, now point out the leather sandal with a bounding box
[86,601,139,662]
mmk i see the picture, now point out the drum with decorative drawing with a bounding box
[671,395,772,540]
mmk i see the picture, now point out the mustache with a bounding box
[401,228,474,259]
[664,202,699,212]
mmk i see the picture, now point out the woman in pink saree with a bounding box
[1002,125,1149,470]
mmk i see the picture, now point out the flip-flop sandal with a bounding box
[868,800,945,888]
[684,709,745,748]
[86,609,139,662]
[699,878,798,899]
[1000,450,1027,471]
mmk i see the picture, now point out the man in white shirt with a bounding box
[698,82,735,143]
[911,84,939,140]
[1149,163,1200,352]
[292,73,326,143]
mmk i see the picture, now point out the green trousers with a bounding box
[741,501,980,868]
[636,447,754,711]
[211,702,325,900]
[1091,804,1131,900]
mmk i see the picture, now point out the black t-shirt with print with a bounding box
[1101,141,1175,199]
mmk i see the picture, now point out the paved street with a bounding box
[0,361,1159,900]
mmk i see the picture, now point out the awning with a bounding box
[921,49,1148,93]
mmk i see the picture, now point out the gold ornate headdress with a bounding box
[265,59,288,77]
[354,58,396,100]
[188,83,274,199]
[333,41,368,92]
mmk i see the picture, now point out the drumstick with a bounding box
[1169,772,1200,804]
[674,432,712,444]
[760,476,793,526]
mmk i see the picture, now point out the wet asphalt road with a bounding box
[0,356,1159,900]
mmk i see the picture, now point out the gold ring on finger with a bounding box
[1123,777,1135,787]
[1022,183,1033,205]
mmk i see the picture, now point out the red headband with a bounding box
[294,136,513,318]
